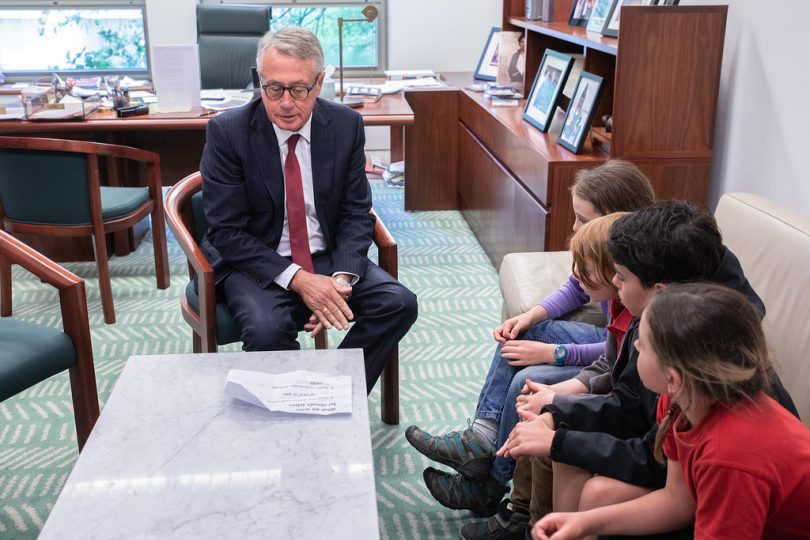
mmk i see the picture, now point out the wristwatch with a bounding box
[552,344,568,367]
[334,277,353,289]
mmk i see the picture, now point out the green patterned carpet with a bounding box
[0,180,502,539]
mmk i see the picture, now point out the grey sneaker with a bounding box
[422,467,507,516]
[406,422,495,479]
[459,499,530,540]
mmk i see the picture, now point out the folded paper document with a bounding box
[224,369,352,415]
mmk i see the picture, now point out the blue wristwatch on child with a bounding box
[553,344,568,366]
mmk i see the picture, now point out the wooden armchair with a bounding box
[0,229,99,450]
[0,136,170,324]
[164,172,400,424]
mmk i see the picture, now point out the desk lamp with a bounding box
[334,5,378,108]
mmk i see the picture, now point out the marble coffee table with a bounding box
[39,349,379,539]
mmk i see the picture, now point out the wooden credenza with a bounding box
[404,4,727,268]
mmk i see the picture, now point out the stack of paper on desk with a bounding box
[224,369,352,415]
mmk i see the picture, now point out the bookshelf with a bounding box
[404,2,728,265]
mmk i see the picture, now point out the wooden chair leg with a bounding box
[193,331,202,353]
[0,253,11,317]
[315,331,328,350]
[68,361,100,451]
[92,232,115,324]
[150,207,170,290]
[381,349,399,425]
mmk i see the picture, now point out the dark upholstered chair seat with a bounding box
[0,137,170,325]
[100,186,150,221]
[0,317,76,401]
[184,280,241,345]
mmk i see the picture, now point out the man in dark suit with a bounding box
[199,27,417,393]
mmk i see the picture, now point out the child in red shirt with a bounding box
[532,283,810,539]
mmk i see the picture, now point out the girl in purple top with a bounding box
[405,160,655,517]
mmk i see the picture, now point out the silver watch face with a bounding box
[334,277,352,288]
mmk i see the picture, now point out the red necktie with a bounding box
[283,134,314,273]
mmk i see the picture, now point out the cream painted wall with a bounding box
[681,0,809,212]
[143,0,500,150]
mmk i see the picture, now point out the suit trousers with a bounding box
[221,252,417,394]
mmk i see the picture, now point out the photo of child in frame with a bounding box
[558,73,603,153]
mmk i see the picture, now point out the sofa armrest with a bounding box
[499,251,606,326]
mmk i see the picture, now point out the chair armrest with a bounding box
[0,230,81,290]
[164,175,214,280]
[0,136,158,165]
[0,230,93,361]
[371,208,397,279]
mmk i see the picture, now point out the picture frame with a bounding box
[602,0,657,37]
[586,0,617,33]
[557,71,604,154]
[568,0,595,27]
[497,31,525,88]
[523,49,574,133]
[474,27,502,81]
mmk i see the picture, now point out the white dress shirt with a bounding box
[271,116,357,289]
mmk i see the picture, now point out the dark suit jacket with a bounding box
[199,97,375,288]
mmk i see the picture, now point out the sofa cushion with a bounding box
[499,251,607,326]
[716,193,810,425]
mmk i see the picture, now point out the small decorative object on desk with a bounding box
[474,27,502,81]
[557,71,604,154]
[485,83,522,99]
[23,91,101,121]
[523,49,574,133]
[345,85,382,103]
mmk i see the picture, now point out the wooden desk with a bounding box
[0,95,413,261]
[0,94,414,185]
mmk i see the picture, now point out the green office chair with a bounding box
[197,3,272,89]
[0,137,170,325]
[164,172,402,424]
[0,229,99,451]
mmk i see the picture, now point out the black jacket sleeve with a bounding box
[550,422,666,488]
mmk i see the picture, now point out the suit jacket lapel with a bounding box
[249,106,284,216]
[310,100,335,237]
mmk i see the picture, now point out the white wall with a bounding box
[682,0,810,213]
[143,0,501,150]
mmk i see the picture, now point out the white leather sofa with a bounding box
[498,193,810,424]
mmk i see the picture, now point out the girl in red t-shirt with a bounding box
[532,282,810,540]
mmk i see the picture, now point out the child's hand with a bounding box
[496,412,555,459]
[500,340,555,366]
[493,312,533,342]
[532,512,587,540]
[516,380,556,414]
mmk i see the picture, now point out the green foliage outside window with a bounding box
[271,7,378,68]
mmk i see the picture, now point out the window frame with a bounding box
[200,0,388,77]
[0,0,151,81]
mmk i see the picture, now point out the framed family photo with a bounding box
[523,49,573,133]
[602,0,657,37]
[558,72,604,154]
[586,0,616,33]
[568,0,595,27]
[474,27,501,81]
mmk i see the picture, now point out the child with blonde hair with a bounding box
[533,283,810,539]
